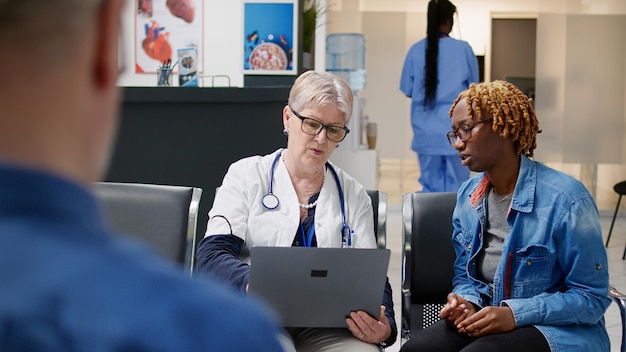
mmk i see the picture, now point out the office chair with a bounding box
[366,189,388,249]
[604,180,626,259]
[609,284,626,352]
[93,182,202,276]
[401,191,457,343]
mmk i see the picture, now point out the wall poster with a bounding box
[135,0,203,73]
[243,0,298,75]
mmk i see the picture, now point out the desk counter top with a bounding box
[122,86,291,103]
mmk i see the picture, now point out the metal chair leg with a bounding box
[606,195,622,247]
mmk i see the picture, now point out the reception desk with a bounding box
[105,87,290,244]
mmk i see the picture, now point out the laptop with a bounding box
[248,246,391,328]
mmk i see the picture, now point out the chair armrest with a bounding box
[401,193,413,342]
[609,283,626,352]
[377,191,387,249]
[610,284,626,301]
[401,288,412,342]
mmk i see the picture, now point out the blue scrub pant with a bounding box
[417,154,469,193]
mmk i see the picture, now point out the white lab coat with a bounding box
[206,149,376,262]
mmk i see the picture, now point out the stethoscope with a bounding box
[262,150,353,247]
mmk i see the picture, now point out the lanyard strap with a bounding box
[300,223,316,247]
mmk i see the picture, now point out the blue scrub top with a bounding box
[400,37,479,155]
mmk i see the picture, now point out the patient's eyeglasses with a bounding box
[446,119,493,146]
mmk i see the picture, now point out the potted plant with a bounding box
[302,0,325,69]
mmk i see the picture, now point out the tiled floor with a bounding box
[379,159,626,352]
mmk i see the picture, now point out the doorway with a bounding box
[491,18,537,99]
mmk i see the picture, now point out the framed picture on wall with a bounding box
[134,0,203,74]
[243,0,298,76]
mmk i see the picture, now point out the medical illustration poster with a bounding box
[135,0,203,73]
[243,1,298,75]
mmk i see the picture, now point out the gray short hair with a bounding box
[288,70,354,124]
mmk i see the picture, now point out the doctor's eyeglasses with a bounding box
[446,118,493,146]
[290,107,350,142]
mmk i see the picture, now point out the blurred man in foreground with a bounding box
[0,1,286,350]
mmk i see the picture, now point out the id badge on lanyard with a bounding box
[341,226,353,248]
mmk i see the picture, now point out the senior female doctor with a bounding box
[195,70,397,351]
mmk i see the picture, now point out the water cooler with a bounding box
[326,33,378,190]
[326,33,368,151]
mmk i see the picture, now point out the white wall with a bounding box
[535,13,626,165]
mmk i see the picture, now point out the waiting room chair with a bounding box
[93,182,202,276]
[367,189,388,249]
[604,180,626,259]
[401,192,457,343]
[609,284,626,352]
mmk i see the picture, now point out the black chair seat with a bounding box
[615,181,626,195]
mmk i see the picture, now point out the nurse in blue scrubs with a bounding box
[399,0,479,192]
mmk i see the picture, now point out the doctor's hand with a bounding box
[346,306,391,345]
[439,293,476,328]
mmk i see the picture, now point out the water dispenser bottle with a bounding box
[326,33,366,93]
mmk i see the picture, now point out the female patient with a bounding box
[196,70,397,351]
[401,80,610,352]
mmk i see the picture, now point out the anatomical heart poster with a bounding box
[135,0,203,73]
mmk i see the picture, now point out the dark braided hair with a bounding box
[424,0,456,110]
[449,80,542,157]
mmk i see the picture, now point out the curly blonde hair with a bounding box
[449,80,541,157]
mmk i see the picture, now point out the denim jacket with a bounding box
[452,155,611,352]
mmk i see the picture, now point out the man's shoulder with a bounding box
[0,225,283,351]
[111,268,285,350]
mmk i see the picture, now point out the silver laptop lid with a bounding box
[248,247,391,328]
